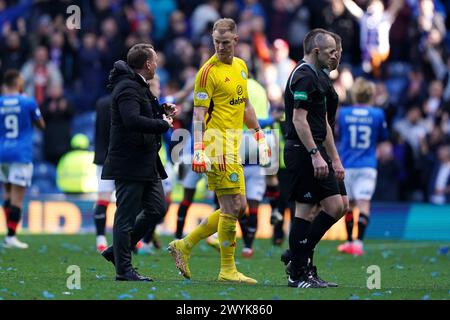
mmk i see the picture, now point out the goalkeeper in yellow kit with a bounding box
[168,18,270,284]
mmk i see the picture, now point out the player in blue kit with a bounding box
[337,77,388,255]
[0,70,45,248]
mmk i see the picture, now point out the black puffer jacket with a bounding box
[102,60,170,181]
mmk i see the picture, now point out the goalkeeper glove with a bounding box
[192,142,211,173]
[254,129,271,167]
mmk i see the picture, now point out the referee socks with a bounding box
[306,211,337,252]
[289,217,312,271]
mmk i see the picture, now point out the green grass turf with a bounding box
[0,235,448,300]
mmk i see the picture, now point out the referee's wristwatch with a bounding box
[308,147,319,155]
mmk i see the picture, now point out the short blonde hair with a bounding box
[212,18,237,35]
[351,77,375,104]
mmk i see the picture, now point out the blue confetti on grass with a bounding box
[431,272,439,278]
[263,280,271,285]
[227,287,235,291]
[11,292,17,297]
[38,245,48,254]
[429,257,437,264]
[0,288,7,293]
[180,291,191,299]
[95,274,106,280]
[19,281,25,285]
[117,294,133,300]
[129,288,138,293]
[147,294,155,300]
[218,291,228,296]
[61,243,82,252]
[422,294,430,300]
[349,295,359,300]
[42,291,55,299]
[182,279,192,285]
[438,246,449,255]
[265,250,273,258]
[394,264,404,270]
[381,250,392,259]
[371,292,384,297]
[272,296,280,300]
[151,287,157,291]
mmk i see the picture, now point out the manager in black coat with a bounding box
[101,43,175,281]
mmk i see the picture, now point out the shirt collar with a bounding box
[299,60,318,76]
[136,73,147,83]
[322,68,330,76]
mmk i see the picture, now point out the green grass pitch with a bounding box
[0,235,448,300]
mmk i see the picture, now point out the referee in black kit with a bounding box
[283,29,344,288]
[100,43,177,281]
[280,32,347,287]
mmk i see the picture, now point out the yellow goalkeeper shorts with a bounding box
[206,154,245,197]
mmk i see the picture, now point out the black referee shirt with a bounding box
[318,68,339,132]
[94,95,112,165]
[284,60,327,143]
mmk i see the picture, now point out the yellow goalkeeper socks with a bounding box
[218,213,238,272]
[184,209,220,249]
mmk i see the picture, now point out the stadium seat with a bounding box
[383,62,411,105]
[385,77,408,106]
[387,62,412,78]
[33,162,57,180]
[29,179,61,195]
[72,111,96,129]
[30,162,60,195]
[71,111,96,149]
[32,130,44,162]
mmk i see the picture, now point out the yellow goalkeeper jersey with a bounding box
[193,54,248,158]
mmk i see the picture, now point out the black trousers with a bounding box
[113,178,166,275]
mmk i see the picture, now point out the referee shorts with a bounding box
[284,140,340,204]
[338,179,347,196]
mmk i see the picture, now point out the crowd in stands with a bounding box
[1,0,450,203]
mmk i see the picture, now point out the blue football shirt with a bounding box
[0,94,41,163]
[338,105,388,169]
